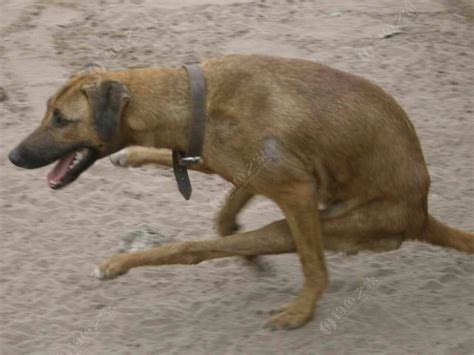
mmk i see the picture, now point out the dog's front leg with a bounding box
[93,219,295,280]
[216,187,256,263]
[216,187,254,236]
[265,182,328,330]
[110,146,214,173]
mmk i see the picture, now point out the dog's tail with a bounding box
[411,214,474,253]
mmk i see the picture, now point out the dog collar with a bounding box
[172,64,207,200]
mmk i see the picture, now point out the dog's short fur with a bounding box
[9,55,474,329]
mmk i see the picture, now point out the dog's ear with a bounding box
[83,81,130,142]
[70,63,106,80]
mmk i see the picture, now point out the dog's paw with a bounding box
[110,149,130,168]
[264,303,313,330]
[267,303,291,316]
[92,254,130,280]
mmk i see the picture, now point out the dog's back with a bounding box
[203,55,430,228]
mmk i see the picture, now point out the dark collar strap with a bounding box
[172,64,207,200]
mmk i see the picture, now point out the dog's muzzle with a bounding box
[8,146,23,167]
[8,144,46,169]
[8,127,99,189]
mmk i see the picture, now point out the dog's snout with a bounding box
[8,145,46,169]
[8,147,24,167]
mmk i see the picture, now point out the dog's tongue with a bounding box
[47,151,75,186]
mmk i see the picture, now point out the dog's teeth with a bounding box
[69,150,86,170]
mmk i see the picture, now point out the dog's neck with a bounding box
[106,68,193,152]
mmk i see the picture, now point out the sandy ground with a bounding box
[1,0,473,354]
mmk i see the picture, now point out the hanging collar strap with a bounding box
[172,63,207,200]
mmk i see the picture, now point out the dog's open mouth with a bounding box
[47,148,97,189]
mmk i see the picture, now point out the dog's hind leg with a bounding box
[93,219,294,280]
[95,199,409,281]
[320,199,411,253]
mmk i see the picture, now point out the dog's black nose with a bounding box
[8,147,24,167]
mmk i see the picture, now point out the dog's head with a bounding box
[8,69,130,189]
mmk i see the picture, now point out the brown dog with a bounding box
[9,55,473,330]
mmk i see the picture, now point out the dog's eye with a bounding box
[52,111,72,128]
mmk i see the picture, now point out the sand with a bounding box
[0,0,473,354]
